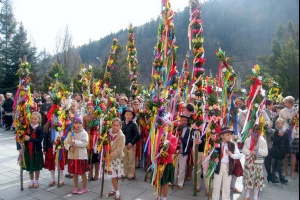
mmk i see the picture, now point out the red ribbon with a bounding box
[47,104,59,123]
[218,61,223,88]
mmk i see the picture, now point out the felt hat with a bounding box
[179,113,190,119]
[123,107,136,119]
[220,126,234,134]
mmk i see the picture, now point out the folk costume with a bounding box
[17,124,44,173]
[64,119,89,175]
[242,129,268,200]
[212,127,241,200]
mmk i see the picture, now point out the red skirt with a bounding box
[232,159,243,177]
[44,148,64,170]
[135,140,141,159]
[68,159,89,175]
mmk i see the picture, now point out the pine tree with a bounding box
[258,22,299,98]
[0,0,17,93]
[0,0,16,64]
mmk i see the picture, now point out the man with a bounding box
[122,108,140,180]
[2,93,14,131]
[236,97,246,111]
[263,99,279,183]
[212,127,241,200]
[176,113,193,189]
[184,103,194,181]
[40,95,52,126]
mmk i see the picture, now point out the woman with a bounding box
[279,96,298,178]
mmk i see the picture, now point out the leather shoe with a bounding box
[128,177,135,180]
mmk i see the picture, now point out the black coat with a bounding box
[17,126,44,151]
[270,129,290,159]
[2,98,14,113]
[122,120,140,145]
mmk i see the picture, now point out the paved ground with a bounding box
[0,127,298,200]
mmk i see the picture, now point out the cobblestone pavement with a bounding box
[0,128,298,200]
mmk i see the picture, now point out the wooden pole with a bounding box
[20,163,23,191]
[100,158,105,198]
[20,146,24,191]
[208,176,212,200]
[193,145,198,196]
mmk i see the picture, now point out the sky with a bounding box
[10,0,189,54]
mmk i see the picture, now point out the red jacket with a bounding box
[158,133,178,164]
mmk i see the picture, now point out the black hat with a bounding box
[220,127,234,134]
[123,107,136,119]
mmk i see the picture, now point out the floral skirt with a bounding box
[44,148,64,170]
[68,159,89,175]
[243,156,264,189]
[24,149,44,173]
[106,158,124,178]
[232,159,243,177]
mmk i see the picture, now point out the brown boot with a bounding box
[93,163,100,180]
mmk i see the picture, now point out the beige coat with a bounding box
[109,129,125,160]
[64,127,89,160]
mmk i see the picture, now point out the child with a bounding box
[83,102,100,181]
[270,118,290,183]
[122,108,140,180]
[242,125,268,200]
[17,112,44,188]
[107,118,125,200]
[157,120,178,200]
[212,127,241,200]
[43,119,65,186]
[64,115,89,195]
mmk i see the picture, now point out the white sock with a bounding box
[115,190,120,196]
[50,170,55,181]
[112,187,115,191]
[161,197,167,200]
[246,189,251,198]
[254,188,259,200]
[34,179,39,184]
[231,175,237,188]
[31,180,34,184]
[59,170,64,182]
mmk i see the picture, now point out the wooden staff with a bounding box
[208,176,212,200]
[193,131,200,196]
[100,152,105,198]
[19,142,25,191]
[20,150,24,191]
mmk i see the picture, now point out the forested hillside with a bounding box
[78,0,299,85]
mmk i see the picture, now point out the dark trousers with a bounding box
[4,115,13,128]
[264,148,273,177]
[272,159,283,178]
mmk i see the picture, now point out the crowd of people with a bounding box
[0,91,299,200]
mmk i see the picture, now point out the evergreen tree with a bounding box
[0,0,17,93]
[0,0,16,64]
[1,23,37,93]
[109,44,130,96]
[258,22,299,98]
[42,62,71,92]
